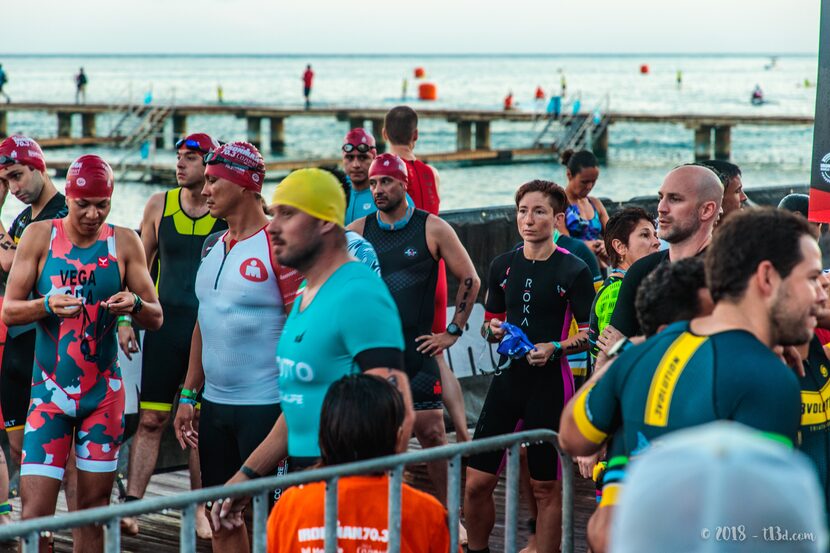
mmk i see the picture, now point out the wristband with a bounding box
[549,341,563,360]
[44,296,52,315]
[180,388,197,399]
[179,397,197,406]
[117,315,132,328]
[240,465,261,479]
[131,293,143,315]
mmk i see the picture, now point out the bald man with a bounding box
[598,165,723,347]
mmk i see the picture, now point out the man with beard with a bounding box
[342,128,378,225]
[349,153,480,509]
[119,133,227,538]
[209,168,414,533]
[598,165,723,346]
[559,208,823,527]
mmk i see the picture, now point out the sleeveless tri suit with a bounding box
[403,159,447,334]
[22,220,124,480]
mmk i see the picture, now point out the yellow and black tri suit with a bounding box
[140,188,227,412]
[572,320,801,504]
[798,334,830,523]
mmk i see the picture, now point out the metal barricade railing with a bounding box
[0,429,573,553]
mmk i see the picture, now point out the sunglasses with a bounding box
[175,138,211,153]
[80,305,99,362]
[342,143,375,154]
[204,151,260,172]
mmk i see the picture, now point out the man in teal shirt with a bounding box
[211,168,414,528]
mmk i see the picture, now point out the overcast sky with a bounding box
[2,0,821,55]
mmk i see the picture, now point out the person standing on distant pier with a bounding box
[75,67,88,105]
[383,106,471,445]
[0,65,10,104]
[302,64,314,110]
[118,133,226,539]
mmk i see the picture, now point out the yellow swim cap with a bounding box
[271,168,346,228]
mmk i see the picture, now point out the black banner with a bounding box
[809,0,830,220]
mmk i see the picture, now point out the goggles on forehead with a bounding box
[342,143,375,154]
[204,151,260,172]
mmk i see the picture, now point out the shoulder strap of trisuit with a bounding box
[162,188,180,218]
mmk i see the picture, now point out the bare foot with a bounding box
[195,503,213,540]
[519,533,537,553]
[121,515,139,536]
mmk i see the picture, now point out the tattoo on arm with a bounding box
[457,277,473,313]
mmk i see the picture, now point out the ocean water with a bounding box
[0,53,818,227]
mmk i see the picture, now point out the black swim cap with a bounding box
[777,193,810,219]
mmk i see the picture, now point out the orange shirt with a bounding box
[267,475,451,553]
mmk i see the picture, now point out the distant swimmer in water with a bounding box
[676,70,683,88]
[751,84,764,105]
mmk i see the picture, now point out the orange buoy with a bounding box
[414,67,426,79]
[418,82,437,101]
[640,64,650,74]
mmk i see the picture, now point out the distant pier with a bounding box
[0,103,814,180]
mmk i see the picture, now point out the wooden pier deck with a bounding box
[0,101,814,163]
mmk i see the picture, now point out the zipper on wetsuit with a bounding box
[213,243,229,290]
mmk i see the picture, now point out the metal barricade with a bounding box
[0,429,573,553]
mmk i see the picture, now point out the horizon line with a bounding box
[0,51,816,58]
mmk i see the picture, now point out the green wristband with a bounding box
[180,388,197,399]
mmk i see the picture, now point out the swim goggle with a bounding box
[0,155,18,166]
[342,143,376,154]
[176,137,211,153]
[204,151,261,172]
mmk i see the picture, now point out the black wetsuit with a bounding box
[607,250,669,338]
[140,189,227,411]
[363,209,442,410]
[468,245,595,481]
[1,192,67,430]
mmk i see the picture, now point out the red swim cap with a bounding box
[343,128,376,149]
[0,135,46,173]
[369,153,408,185]
[204,141,266,193]
[176,133,220,155]
[65,155,114,199]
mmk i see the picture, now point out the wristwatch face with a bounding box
[447,323,462,336]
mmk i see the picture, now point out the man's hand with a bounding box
[576,452,602,479]
[526,342,554,366]
[48,295,84,319]
[174,403,198,449]
[597,325,625,354]
[117,326,139,360]
[415,332,458,356]
[210,472,250,531]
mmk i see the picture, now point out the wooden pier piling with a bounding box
[81,113,96,138]
[57,112,72,138]
[270,117,285,153]
[457,121,473,151]
[246,116,262,148]
[694,125,713,161]
[475,121,491,150]
[714,126,731,160]
[172,113,187,141]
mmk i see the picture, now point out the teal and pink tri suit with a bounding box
[22,219,124,480]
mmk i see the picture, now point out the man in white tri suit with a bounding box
[173,141,303,553]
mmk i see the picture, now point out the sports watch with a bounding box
[446,323,463,337]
